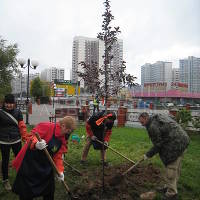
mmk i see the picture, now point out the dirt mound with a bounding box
[73,163,161,200]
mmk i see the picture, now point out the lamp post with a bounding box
[18,58,38,124]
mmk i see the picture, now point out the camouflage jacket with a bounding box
[145,114,190,166]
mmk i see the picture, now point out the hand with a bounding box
[35,139,47,150]
[143,154,148,160]
[91,136,97,141]
[104,141,108,146]
[57,172,64,182]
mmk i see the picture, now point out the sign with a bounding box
[55,88,65,97]
[171,82,188,92]
[54,79,72,85]
[143,82,167,93]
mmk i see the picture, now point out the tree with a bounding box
[41,81,51,97]
[30,77,43,99]
[77,0,137,109]
[78,61,100,94]
[97,0,137,106]
[78,0,138,192]
[0,37,19,100]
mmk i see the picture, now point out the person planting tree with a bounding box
[138,112,190,200]
[81,111,116,166]
[12,116,76,200]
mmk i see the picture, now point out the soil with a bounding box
[72,163,162,200]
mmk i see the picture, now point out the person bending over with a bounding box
[81,111,116,166]
[12,116,76,200]
[139,112,190,200]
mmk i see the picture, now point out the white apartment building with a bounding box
[40,67,65,82]
[141,61,172,91]
[72,36,123,92]
[72,36,101,88]
[179,56,200,93]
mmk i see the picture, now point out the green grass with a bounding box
[0,125,200,200]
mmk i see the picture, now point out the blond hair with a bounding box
[59,116,76,130]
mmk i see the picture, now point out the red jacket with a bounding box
[13,122,67,173]
[86,122,112,142]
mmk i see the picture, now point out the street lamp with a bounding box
[18,58,39,124]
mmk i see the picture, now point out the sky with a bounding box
[0,0,200,84]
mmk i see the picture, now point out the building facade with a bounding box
[179,56,200,93]
[71,36,123,92]
[141,61,172,92]
[40,67,65,82]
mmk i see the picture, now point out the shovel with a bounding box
[35,133,79,200]
[63,160,82,176]
[95,139,135,165]
[109,157,144,186]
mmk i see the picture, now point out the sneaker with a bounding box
[3,179,12,191]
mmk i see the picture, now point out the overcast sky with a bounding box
[0,0,200,84]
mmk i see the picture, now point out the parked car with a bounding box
[166,103,174,107]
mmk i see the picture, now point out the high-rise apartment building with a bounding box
[40,67,65,82]
[141,61,172,91]
[72,36,99,88]
[179,56,200,93]
[72,36,123,91]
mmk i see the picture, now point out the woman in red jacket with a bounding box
[81,111,116,166]
[12,116,76,200]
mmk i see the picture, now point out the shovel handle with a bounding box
[122,158,144,176]
[63,160,82,176]
[34,132,71,193]
[96,139,135,165]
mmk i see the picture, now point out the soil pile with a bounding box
[73,163,162,200]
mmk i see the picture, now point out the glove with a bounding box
[143,154,148,160]
[104,141,108,147]
[35,139,47,150]
[91,136,97,141]
[57,172,64,182]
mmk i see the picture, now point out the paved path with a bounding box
[24,103,70,125]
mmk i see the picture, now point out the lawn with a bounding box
[0,125,200,200]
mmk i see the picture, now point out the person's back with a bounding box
[147,114,190,165]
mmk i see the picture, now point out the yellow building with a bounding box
[51,80,80,96]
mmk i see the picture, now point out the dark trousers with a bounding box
[19,193,54,200]
[0,142,22,180]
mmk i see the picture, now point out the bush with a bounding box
[176,108,192,129]
[192,117,200,129]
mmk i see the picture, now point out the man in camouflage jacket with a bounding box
[139,112,190,200]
